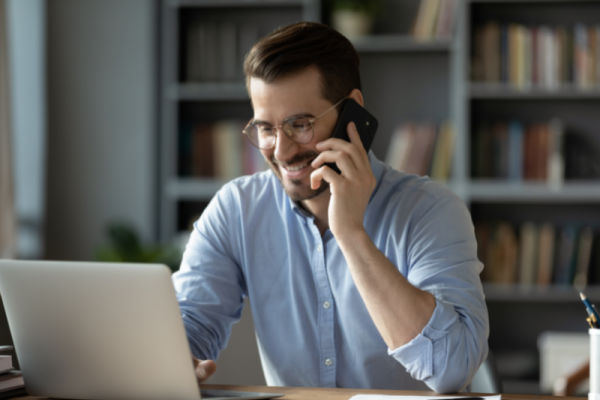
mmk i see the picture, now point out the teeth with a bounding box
[284,162,309,172]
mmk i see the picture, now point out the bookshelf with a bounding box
[157,0,600,393]
[158,0,321,241]
[158,0,460,241]
[462,0,600,393]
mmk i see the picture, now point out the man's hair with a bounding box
[243,22,361,105]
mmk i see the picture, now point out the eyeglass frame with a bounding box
[242,97,347,150]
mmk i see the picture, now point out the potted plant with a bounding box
[330,0,380,39]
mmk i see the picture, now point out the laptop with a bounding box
[0,260,282,400]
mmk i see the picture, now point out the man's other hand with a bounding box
[193,358,217,383]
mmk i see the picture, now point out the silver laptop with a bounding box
[0,260,281,400]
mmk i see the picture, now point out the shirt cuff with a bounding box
[387,300,458,381]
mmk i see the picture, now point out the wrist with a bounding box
[335,226,370,249]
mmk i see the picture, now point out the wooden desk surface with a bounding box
[10,384,587,400]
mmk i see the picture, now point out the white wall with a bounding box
[7,0,46,258]
[44,0,155,260]
[42,0,264,384]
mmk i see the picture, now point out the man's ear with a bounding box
[348,89,364,107]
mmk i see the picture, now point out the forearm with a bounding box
[337,229,435,349]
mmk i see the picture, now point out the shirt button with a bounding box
[322,301,331,309]
[324,358,333,367]
[317,245,322,253]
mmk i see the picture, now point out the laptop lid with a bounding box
[0,260,201,400]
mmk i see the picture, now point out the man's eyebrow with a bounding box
[283,113,314,121]
[252,113,314,125]
[251,119,270,125]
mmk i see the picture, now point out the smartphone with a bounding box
[326,98,378,173]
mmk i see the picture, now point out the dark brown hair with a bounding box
[243,22,361,105]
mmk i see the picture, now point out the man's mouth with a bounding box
[283,160,311,172]
[275,154,318,180]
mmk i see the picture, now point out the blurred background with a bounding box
[2,0,600,395]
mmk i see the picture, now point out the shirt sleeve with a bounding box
[387,184,489,393]
[171,185,246,361]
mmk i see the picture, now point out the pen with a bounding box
[580,292,600,328]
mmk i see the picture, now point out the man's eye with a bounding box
[256,125,273,134]
[291,119,311,130]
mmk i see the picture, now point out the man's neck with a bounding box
[300,191,330,236]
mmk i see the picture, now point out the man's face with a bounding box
[248,67,339,202]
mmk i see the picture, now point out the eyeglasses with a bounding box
[242,98,346,150]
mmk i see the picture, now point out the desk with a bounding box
[8,384,586,400]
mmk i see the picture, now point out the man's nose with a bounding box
[273,127,297,161]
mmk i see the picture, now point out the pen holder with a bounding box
[590,329,600,400]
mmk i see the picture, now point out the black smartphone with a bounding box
[326,98,378,173]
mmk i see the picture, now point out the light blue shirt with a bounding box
[172,153,489,393]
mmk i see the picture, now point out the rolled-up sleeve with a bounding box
[388,185,489,393]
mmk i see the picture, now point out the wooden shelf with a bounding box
[469,83,600,100]
[468,181,600,203]
[483,283,600,302]
[352,34,452,53]
[169,0,308,8]
[168,82,248,101]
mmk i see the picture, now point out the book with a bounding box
[412,0,441,41]
[192,123,216,177]
[486,222,518,284]
[518,222,539,285]
[472,122,491,178]
[434,0,457,40]
[407,123,437,176]
[480,22,501,82]
[219,21,238,81]
[537,223,556,286]
[553,225,577,285]
[573,226,594,289]
[0,354,24,397]
[547,118,564,188]
[491,122,508,179]
[429,121,454,181]
[385,123,414,172]
[507,120,523,182]
[0,370,24,392]
[213,120,244,180]
[386,122,437,176]
[0,356,12,375]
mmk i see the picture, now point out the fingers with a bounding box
[310,162,339,190]
[193,358,217,383]
[314,122,369,172]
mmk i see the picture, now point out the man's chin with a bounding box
[284,180,329,202]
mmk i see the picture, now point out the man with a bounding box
[173,21,488,393]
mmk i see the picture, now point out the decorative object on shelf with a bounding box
[95,222,182,272]
[330,0,380,39]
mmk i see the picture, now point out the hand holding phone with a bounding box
[326,98,378,173]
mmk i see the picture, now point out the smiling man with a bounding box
[172,22,489,393]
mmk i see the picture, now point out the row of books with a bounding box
[385,121,454,181]
[475,221,598,287]
[471,119,564,183]
[178,120,267,180]
[412,0,458,41]
[472,118,600,181]
[472,22,600,89]
[184,20,261,82]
